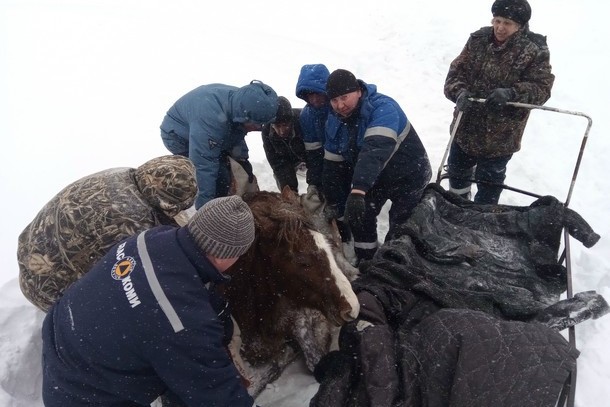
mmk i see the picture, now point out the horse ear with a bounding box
[280,185,298,202]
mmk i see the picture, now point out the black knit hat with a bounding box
[187,195,255,259]
[272,96,293,124]
[326,69,360,99]
[491,0,531,26]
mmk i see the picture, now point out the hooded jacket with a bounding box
[444,26,554,157]
[41,225,254,407]
[160,82,278,208]
[295,64,331,187]
[17,155,197,312]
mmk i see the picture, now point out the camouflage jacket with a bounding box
[444,26,555,157]
[17,156,196,311]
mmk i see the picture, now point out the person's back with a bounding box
[160,81,278,208]
[42,196,257,406]
[17,155,197,311]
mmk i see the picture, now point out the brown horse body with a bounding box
[222,187,359,394]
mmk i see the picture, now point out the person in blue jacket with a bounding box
[161,80,279,209]
[322,69,432,262]
[42,195,258,407]
[295,64,330,196]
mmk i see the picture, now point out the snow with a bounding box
[1,0,609,405]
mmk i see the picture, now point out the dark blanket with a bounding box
[362,184,605,325]
[311,185,607,407]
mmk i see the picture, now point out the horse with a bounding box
[221,186,360,395]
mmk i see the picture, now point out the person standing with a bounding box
[261,96,307,193]
[160,80,278,208]
[322,69,432,263]
[444,0,554,204]
[42,195,258,407]
[295,64,331,196]
[17,155,197,312]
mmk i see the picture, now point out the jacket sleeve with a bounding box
[300,110,324,187]
[444,38,473,102]
[512,39,555,105]
[262,128,298,191]
[351,106,402,193]
[147,304,255,407]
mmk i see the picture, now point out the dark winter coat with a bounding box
[17,156,197,312]
[322,81,431,214]
[160,82,277,208]
[41,226,253,407]
[261,107,307,192]
[444,27,555,157]
[296,64,331,187]
[310,185,606,406]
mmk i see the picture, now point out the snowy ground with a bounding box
[1,1,609,406]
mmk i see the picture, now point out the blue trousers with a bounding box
[447,141,512,205]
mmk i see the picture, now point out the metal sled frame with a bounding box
[436,100,594,407]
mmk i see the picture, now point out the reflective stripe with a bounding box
[324,150,345,162]
[363,126,397,141]
[354,241,379,250]
[304,141,322,150]
[450,185,472,195]
[136,231,184,333]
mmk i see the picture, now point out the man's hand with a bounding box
[456,90,474,112]
[345,192,366,231]
[485,88,515,111]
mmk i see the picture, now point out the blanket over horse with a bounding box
[311,184,608,407]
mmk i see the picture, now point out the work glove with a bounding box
[236,159,254,183]
[345,193,366,231]
[485,88,516,111]
[456,90,474,112]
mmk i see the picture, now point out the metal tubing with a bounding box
[436,110,463,184]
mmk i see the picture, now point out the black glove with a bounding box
[456,90,474,112]
[345,193,366,231]
[236,159,254,183]
[485,88,515,111]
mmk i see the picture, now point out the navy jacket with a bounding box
[42,226,254,407]
[323,81,430,201]
[295,64,331,187]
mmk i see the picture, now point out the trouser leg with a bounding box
[473,154,512,204]
[350,196,380,263]
[447,141,476,199]
[385,180,427,242]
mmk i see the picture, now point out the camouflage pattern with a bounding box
[444,26,555,157]
[17,155,197,311]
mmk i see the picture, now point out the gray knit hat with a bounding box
[187,195,255,259]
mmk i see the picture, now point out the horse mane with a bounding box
[243,190,316,252]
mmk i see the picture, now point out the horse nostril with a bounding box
[342,308,358,322]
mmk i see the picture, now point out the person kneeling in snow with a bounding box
[42,196,258,407]
[17,155,197,312]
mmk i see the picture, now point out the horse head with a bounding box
[229,187,359,327]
